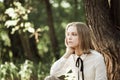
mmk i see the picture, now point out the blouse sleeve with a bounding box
[50,56,72,77]
[95,54,107,80]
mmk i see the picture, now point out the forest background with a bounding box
[0,0,120,80]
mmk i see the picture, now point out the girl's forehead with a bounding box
[67,26,77,32]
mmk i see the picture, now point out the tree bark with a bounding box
[84,0,120,80]
[4,0,23,61]
[44,0,60,60]
[110,0,120,31]
[19,30,41,62]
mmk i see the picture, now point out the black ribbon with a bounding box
[76,57,84,80]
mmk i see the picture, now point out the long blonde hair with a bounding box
[66,22,93,54]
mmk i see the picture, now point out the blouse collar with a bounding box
[74,53,88,61]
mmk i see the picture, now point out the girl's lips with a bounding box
[68,41,73,43]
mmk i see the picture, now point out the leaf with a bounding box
[5,19,19,28]
[5,8,18,19]
[28,27,35,33]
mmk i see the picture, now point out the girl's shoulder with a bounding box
[89,50,104,59]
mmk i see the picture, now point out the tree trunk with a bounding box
[84,0,120,80]
[74,0,78,18]
[4,0,23,61]
[110,0,120,31]
[19,31,41,62]
[44,0,60,60]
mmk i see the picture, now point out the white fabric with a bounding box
[50,50,107,80]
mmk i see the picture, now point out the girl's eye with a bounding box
[66,32,77,36]
[72,33,77,36]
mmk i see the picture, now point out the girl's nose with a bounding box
[68,35,72,40]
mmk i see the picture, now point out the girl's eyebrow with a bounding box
[71,32,77,33]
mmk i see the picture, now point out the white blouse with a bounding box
[50,50,107,80]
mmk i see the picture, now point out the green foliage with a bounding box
[19,60,33,80]
[0,62,18,80]
[0,0,86,79]
[37,61,52,79]
[5,2,28,33]
[64,70,76,80]
[0,60,52,80]
[4,1,41,35]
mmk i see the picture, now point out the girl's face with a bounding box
[66,26,80,48]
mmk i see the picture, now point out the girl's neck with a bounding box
[75,48,83,56]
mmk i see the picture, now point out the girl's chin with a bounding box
[68,45,75,48]
[68,44,79,49]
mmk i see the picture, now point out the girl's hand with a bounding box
[63,38,74,58]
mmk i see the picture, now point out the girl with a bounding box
[50,22,107,80]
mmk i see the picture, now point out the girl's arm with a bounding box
[50,47,74,77]
[50,38,74,77]
[50,56,71,77]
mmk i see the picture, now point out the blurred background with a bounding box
[0,0,85,79]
